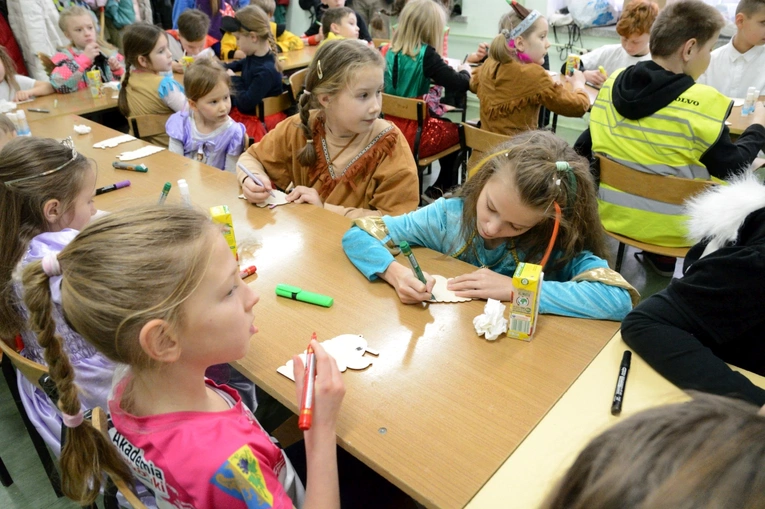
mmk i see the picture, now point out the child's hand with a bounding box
[752,102,765,127]
[83,42,101,62]
[226,68,236,76]
[286,186,323,207]
[172,61,185,74]
[466,42,488,63]
[107,56,122,72]
[583,69,606,87]
[566,69,587,89]
[233,50,246,60]
[292,339,345,433]
[458,63,473,74]
[241,172,274,204]
[447,268,514,301]
[14,90,31,102]
[382,262,436,304]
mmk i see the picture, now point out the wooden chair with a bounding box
[0,340,63,498]
[127,114,172,141]
[372,38,390,49]
[91,407,149,509]
[381,93,461,195]
[256,90,294,124]
[288,68,308,102]
[458,123,512,183]
[595,154,715,272]
[38,53,55,75]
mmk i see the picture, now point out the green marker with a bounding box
[399,241,427,285]
[158,182,171,205]
[275,284,333,308]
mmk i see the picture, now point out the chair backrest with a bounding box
[0,339,56,400]
[373,38,391,48]
[288,68,308,102]
[459,123,512,180]
[381,93,425,123]
[91,407,149,509]
[595,154,715,205]
[128,114,172,140]
[257,91,293,122]
[38,53,55,75]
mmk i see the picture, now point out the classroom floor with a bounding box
[0,122,675,509]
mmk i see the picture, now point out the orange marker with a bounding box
[239,265,257,279]
[298,333,317,430]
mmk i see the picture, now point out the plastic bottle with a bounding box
[15,110,31,136]
[742,87,756,116]
[177,179,192,207]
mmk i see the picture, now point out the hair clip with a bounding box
[554,161,577,207]
[317,60,323,80]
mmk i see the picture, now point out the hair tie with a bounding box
[303,90,311,96]
[305,139,314,144]
[509,10,542,39]
[317,60,323,80]
[41,253,61,277]
[554,161,577,207]
[501,29,511,40]
[62,411,84,428]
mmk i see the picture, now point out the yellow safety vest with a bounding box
[590,68,732,247]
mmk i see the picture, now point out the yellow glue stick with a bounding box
[598,66,607,76]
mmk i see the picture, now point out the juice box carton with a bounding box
[565,54,581,76]
[86,69,102,98]
[210,205,238,260]
[181,56,194,69]
[506,262,544,341]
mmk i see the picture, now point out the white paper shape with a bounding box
[256,190,289,208]
[431,274,472,303]
[73,124,91,134]
[0,100,16,113]
[732,98,745,107]
[93,134,135,149]
[276,334,375,382]
[473,298,508,341]
[117,145,164,161]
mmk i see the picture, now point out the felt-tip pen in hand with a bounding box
[611,350,631,415]
[95,180,130,195]
[298,332,317,431]
[400,241,433,300]
[112,161,148,172]
[237,162,275,197]
[158,182,171,205]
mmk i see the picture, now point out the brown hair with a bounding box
[234,5,281,71]
[542,395,765,509]
[0,137,94,344]
[457,130,608,268]
[183,58,231,102]
[177,9,211,42]
[118,23,167,117]
[322,7,355,37]
[616,0,659,37]
[0,113,15,135]
[58,5,94,35]
[251,0,276,17]
[296,39,384,167]
[0,46,20,93]
[22,205,219,503]
[737,0,765,15]
[390,0,446,56]
[649,0,725,58]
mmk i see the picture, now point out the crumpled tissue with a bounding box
[73,124,91,134]
[473,298,508,341]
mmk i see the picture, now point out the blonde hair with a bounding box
[183,58,232,102]
[0,137,94,343]
[0,113,14,135]
[296,39,384,167]
[390,0,446,57]
[22,205,218,503]
[58,5,94,35]
[489,6,545,63]
[457,130,608,268]
[251,0,276,17]
[235,5,281,72]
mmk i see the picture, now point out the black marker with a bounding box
[611,350,631,415]
[28,108,50,113]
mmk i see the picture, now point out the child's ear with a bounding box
[139,319,182,363]
[137,54,150,69]
[187,99,198,113]
[514,36,526,53]
[43,198,62,226]
[330,22,340,35]
[735,12,746,29]
[317,93,332,108]
[681,38,697,62]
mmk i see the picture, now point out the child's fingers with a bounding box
[292,354,305,404]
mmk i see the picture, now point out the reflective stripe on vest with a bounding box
[591,68,731,247]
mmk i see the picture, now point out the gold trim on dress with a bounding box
[351,217,401,255]
[571,268,640,307]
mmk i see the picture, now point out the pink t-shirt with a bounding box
[108,379,297,509]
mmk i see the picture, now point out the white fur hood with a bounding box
[685,172,765,257]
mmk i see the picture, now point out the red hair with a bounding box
[616,0,659,37]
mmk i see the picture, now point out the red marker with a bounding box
[298,333,317,431]
[239,265,257,279]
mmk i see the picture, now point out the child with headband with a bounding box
[342,130,637,320]
[469,1,590,136]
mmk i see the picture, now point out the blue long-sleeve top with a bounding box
[341,197,633,320]
[225,54,284,115]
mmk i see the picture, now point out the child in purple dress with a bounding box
[0,136,114,456]
[166,58,247,173]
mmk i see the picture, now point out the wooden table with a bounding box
[278,46,318,72]
[20,88,119,122]
[29,114,622,509]
[467,332,765,508]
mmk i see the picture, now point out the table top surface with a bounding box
[278,46,318,71]
[467,331,765,508]
[19,88,119,122]
[30,114,622,509]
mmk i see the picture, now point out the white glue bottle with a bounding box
[14,110,31,136]
[742,87,756,116]
[177,179,192,207]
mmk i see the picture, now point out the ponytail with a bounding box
[22,260,133,505]
[266,30,282,73]
[488,32,514,64]
[296,91,317,167]
[118,67,131,117]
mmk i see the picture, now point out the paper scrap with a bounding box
[473,299,508,341]
[93,134,135,149]
[73,124,92,134]
[732,98,744,107]
[256,190,289,208]
[276,334,376,382]
[431,275,472,303]
[0,100,16,113]
[117,145,165,161]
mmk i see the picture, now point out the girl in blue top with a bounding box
[342,130,638,320]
